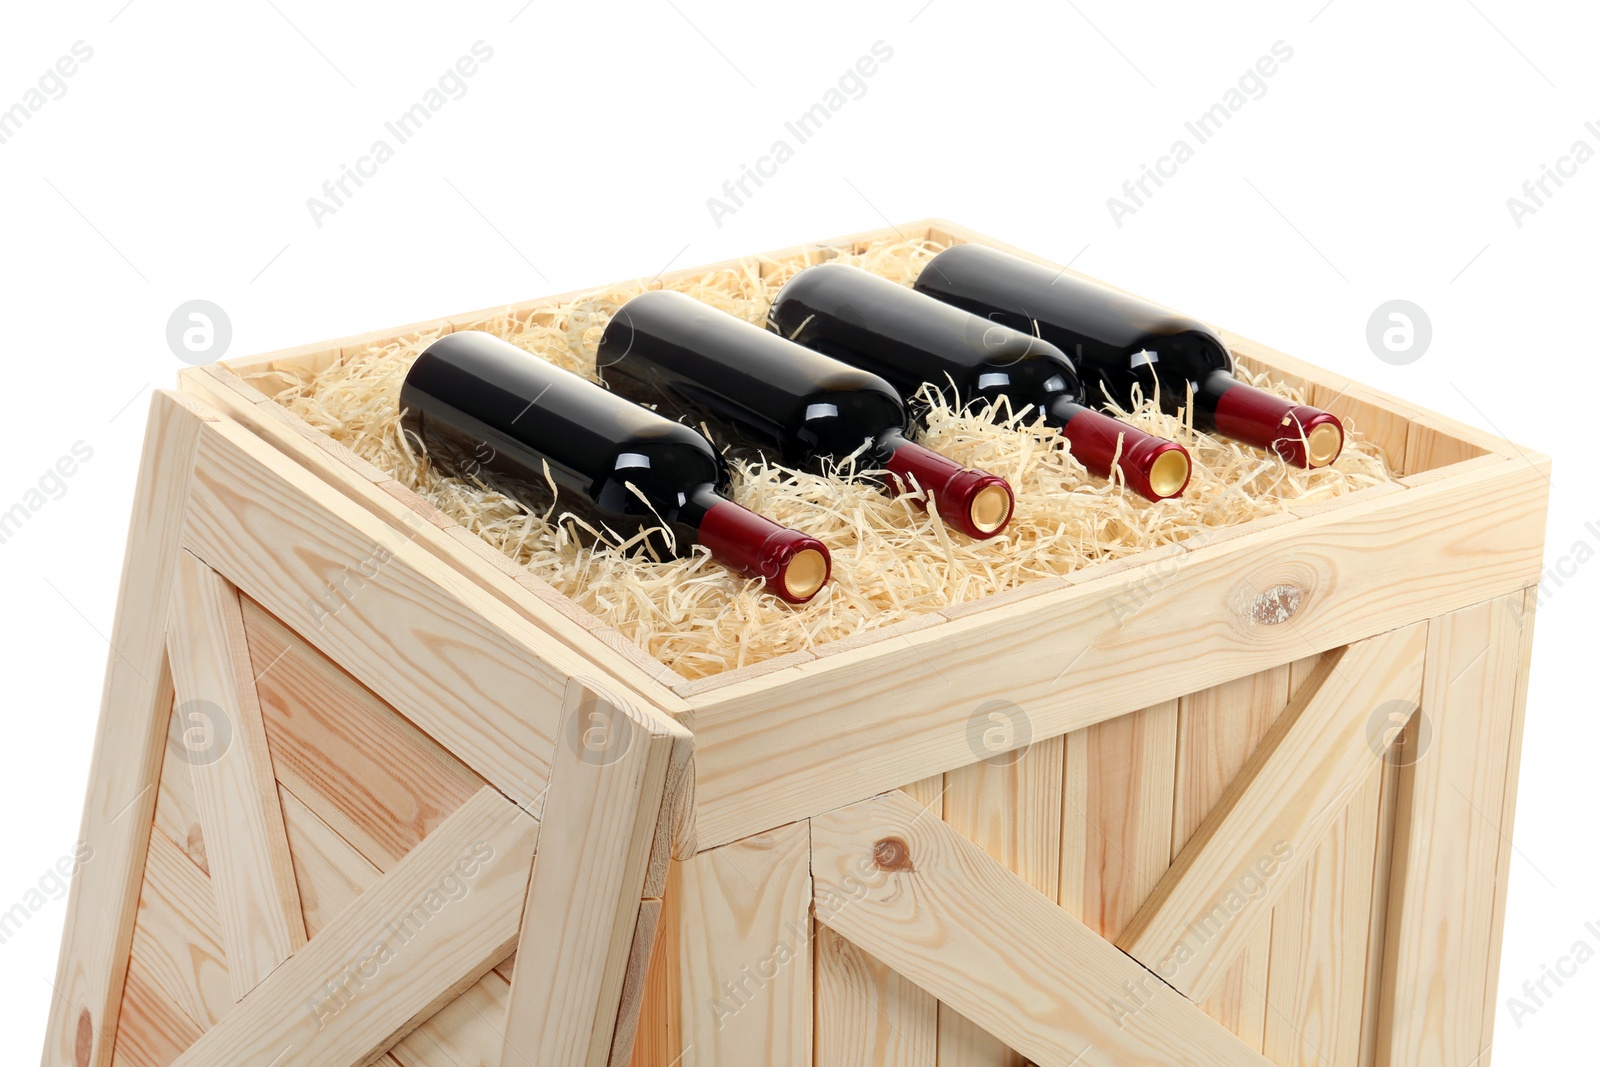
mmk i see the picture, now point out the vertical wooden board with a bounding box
[1262,768,1383,1067]
[938,737,1064,1067]
[677,822,812,1065]
[129,823,231,1029]
[627,860,682,1067]
[1060,701,1178,940]
[45,391,208,1067]
[500,684,689,1067]
[1477,587,1538,1058]
[815,924,938,1067]
[1378,595,1526,1067]
[1358,746,1404,1067]
[168,551,306,998]
[240,596,486,869]
[1174,664,1292,1048]
[811,771,943,1067]
[109,959,203,1067]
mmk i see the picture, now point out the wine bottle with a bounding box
[400,331,831,603]
[769,263,1193,502]
[597,290,1014,540]
[913,244,1345,468]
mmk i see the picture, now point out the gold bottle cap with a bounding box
[1148,450,1191,498]
[1307,423,1343,467]
[783,548,829,601]
[970,484,1014,534]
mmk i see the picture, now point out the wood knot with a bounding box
[873,836,913,872]
[1246,583,1303,625]
[74,1009,93,1067]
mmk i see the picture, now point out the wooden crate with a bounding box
[43,220,1549,1067]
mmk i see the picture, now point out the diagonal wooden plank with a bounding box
[499,681,692,1067]
[168,787,538,1067]
[168,550,306,998]
[1377,594,1529,1067]
[44,390,209,1067]
[1117,622,1427,1000]
[811,790,1276,1067]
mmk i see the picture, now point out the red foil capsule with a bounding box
[1056,407,1193,500]
[697,500,832,604]
[882,441,1014,540]
[1213,384,1346,469]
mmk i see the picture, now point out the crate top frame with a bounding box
[179,218,1551,851]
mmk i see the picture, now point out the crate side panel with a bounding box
[240,595,486,868]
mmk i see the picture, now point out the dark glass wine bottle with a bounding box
[913,243,1345,468]
[770,263,1193,502]
[400,331,830,603]
[597,290,1014,540]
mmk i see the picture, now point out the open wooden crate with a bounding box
[45,221,1549,1067]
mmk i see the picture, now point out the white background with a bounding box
[1,0,1594,1061]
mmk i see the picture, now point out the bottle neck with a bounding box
[685,485,831,603]
[1197,372,1345,469]
[872,431,1014,540]
[1043,398,1192,502]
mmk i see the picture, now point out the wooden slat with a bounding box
[939,738,1063,1066]
[676,821,813,1065]
[1377,595,1528,1067]
[1262,768,1383,1067]
[167,551,306,997]
[607,899,665,1067]
[1060,700,1178,939]
[687,451,1548,849]
[152,693,207,875]
[812,772,943,1067]
[812,791,1275,1067]
[815,925,938,1067]
[1119,623,1428,999]
[178,412,593,814]
[109,959,203,1067]
[626,861,683,1067]
[128,829,231,1028]
[1358,742,1405,1067]
[1477,586,1539,1058]
[499,682,691,1067]
[240,596,486,868]
[45,390,208,1067]
[1173,665,1293,1046]
[279,782,519,1064]
[169,787,537,1067]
